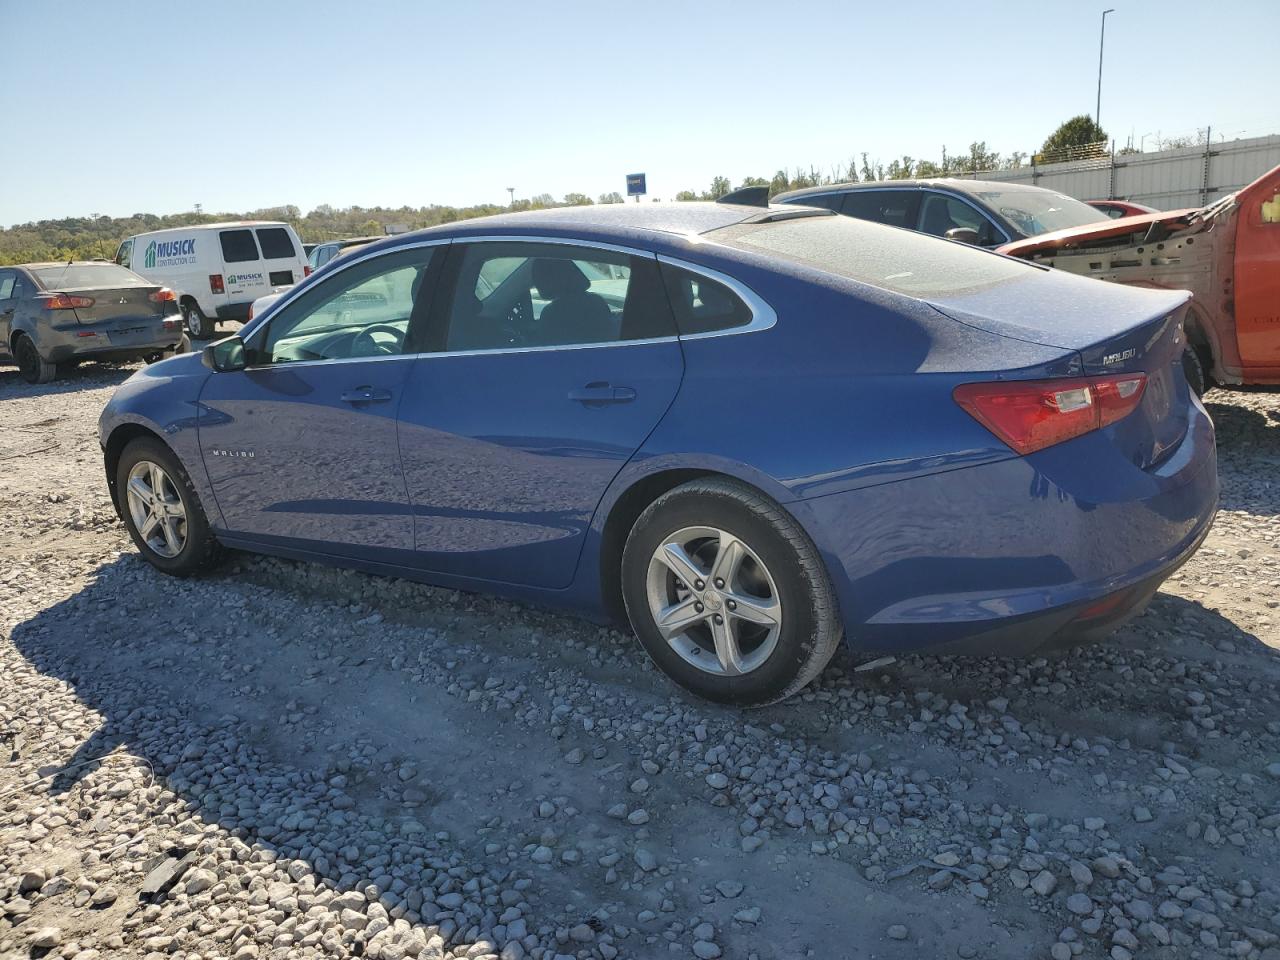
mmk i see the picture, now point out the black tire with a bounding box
[183,301,214,339]
[14,334,56,384]
[116,437,221,576]
[1182,345,1208,397]
[621,478,842,706]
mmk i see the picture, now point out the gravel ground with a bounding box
[1,361,1278,960]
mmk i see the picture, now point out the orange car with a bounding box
[999,164,1280,392]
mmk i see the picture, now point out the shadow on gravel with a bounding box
[0,363,137,397]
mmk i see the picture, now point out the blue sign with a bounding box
[626,173,647,196]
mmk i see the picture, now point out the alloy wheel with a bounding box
[125,460,188,558]
[645,525,782,676]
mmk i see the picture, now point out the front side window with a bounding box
[840,190,920,229]
[442,243,673,351]
[259,248,434,364]
[918,193,1002,245]
[256,227,297,260]
[220,229,260,263]
[115,239,133,268]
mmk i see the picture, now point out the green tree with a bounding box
[674,190,699,202]
[562,193,594,206]
[598,192,624,204]
[1041,116,1108,155]
[704,176,732,200]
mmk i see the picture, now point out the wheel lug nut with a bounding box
[715,578,725,589]
[713,614,724,625]
[694,579,705,591]
[727,600,737,610]
[694,602,704,613]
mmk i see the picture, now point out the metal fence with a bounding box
[963,134,1280,208]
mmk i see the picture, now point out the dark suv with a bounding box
[774,179,1108,247]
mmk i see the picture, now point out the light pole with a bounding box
[1096,8,1115,132]
[506,187,515,207]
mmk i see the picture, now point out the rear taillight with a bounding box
[39,293,94,310]
[303,265,313,277]
[954,373,1147,455]
[149,288,177,304]
[209,274,225,294]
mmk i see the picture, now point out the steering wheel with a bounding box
[351,323,405,356]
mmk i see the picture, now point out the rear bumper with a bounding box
[795,395,1218,656]
[43,330,182,363]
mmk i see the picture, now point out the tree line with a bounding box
[0,117,1107,266]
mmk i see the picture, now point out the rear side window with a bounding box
[0,275,14,299]
[220,229,260,263]
[256,227,297,260]
[661,265,752,335]
[715,215,1032,297]
[840,190,920,228]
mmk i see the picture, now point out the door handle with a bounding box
[340,386,393,405]
[568,382,636,405]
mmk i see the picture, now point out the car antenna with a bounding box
[716,185,770,207]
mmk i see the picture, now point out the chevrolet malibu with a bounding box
[98,202,1218,705]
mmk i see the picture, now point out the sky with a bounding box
[2,0,1277,226]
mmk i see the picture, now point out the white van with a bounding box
[114,221,308,339]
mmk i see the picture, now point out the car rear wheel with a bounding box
[14,334,56,384]
[183,301,214,340]
[621,478,842,706]
[117,437,221,576]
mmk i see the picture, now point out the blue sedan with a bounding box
[99,201,1218,705]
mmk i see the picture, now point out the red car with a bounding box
[1086,199,1160,219]
[1002,164,1280,391]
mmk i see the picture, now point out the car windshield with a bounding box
[31,263,147,290]
[970,188,1108,236]
[714,215,1034,297]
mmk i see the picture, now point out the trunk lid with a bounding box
[68,285,166,324]
[927,267,1193,470]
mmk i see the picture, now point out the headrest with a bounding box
[533,258,589,300]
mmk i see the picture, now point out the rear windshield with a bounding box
[220,229,260,263]
[256,227,297,260]
[713,215,1033,297]
[31,264,148,290]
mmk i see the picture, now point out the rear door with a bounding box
[1234,172,1280,375]
[218,228,271,306]
[396,240,683,588]
[255,225,307,287]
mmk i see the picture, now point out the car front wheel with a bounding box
[117,437,221,576]
[622,478,842,706]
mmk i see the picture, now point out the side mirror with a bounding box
[945,227,982,245]
[201,336,247,372]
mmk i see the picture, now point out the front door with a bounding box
[198,243,443,558]
[397,240,684,588]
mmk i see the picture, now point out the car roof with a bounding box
[775,178,1061,202]
[17,260,125,269]
[385,202,792,248]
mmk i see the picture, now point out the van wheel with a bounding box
[14,334,56,384]
[184,302,214,339]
